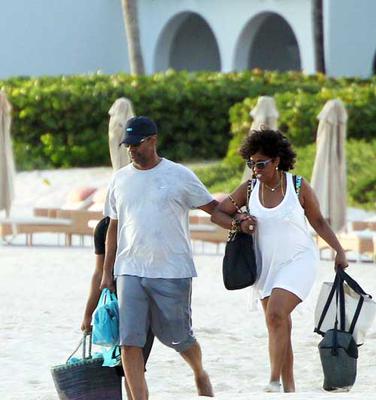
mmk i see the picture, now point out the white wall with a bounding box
[139,0,315,74]
[1,0,375,79]
[0,0,129,78]
[324,0,376,77]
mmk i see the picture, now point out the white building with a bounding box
[0,0,375,79]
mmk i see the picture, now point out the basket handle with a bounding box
[66,332,92,363]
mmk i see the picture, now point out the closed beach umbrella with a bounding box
[0,91,16,217]
[108,98,134,171]
[311,99,347,233]
[250,96,279,131]
[242,96,279,181]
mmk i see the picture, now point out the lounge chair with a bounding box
[34,186,97,218]
[0,216,72,245]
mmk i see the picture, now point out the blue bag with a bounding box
[92,289,120,346]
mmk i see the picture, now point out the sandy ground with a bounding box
[1,244,376,400]
[1,168,376,399]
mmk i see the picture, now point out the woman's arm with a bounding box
[211,182,256,233]
[81,254,104,332]
[100,218,118,292]
[300,179,348,269]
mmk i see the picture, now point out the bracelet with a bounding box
[231,217,241,232]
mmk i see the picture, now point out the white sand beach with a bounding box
[1,168,376,400]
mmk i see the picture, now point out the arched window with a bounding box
[154,12,221,72]
[234,12,301,72]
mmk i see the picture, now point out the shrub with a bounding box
[226,84,376,169]
[1,70,369,170]
[2,70,374,208]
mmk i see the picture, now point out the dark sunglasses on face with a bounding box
[125,137,151,148]
[246,158,273,170]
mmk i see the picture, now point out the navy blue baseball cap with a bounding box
[120,116,158,146]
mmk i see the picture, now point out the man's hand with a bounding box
[100,272,115,292]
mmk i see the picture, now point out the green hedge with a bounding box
[1,70,373,170]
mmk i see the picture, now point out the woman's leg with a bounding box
[281,315,295,392]
[261,288,301,392]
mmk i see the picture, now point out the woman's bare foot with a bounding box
[195,371,214,397]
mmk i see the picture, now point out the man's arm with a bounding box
[100,218,118,291]
[198,199,218,215]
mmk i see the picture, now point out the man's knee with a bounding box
[121,345,144,357]
[157,333,196,353]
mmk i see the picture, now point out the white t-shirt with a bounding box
[105,158,213,278]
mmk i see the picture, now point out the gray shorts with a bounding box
[116,275,196,353]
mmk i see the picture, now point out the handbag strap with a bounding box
[246,179,256,213]
[337,270,365,335]
[320,270,367,337]
[292,175,302,197]
[228,179,256,213]
[315,272,341,334]
[338,269,367,335]
[331,282,341,356]
[227,179,255,241]
[338,273,346,331]
[349,295,364,335]
[228,195,242,214]
[339,269,371,298]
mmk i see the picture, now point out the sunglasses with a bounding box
[246,159,273,170]
[124,136,151,148]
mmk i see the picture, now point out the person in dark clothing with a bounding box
[81,216,154,399]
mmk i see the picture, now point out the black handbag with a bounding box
[222,179,257,290]
[317,271,359,392]
[51,333,122,400]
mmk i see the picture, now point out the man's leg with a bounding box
[146,278,214,397]
[180,342,214,397]
[117,275,150,400]
[123,376,133,400]
[121,346,147,400]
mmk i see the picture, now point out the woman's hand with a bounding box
[81,315,92,333]
[238,214,257,234]
[334,250,348,271]
[100,272,115,292]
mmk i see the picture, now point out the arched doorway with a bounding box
[234,12,301,72]
[154,12,221,72]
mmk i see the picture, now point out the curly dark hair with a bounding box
[239,128,296,171]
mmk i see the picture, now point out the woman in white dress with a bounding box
[211,129,348,393]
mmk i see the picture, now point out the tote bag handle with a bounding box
[315,272,342,334]
[66,332,92,363]
[316,270,366,336]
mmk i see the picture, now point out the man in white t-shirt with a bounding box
[100,116,217,399]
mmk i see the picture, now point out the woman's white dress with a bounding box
[249,172,319,301]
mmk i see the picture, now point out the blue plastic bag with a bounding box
[92,289,120,346]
